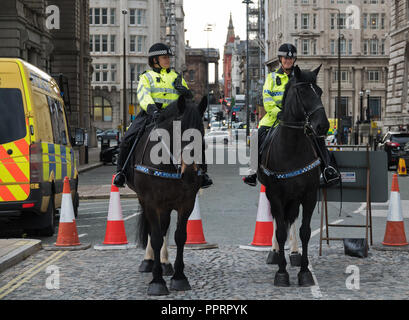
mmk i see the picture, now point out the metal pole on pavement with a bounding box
[243,0,253,139]
[122,9,128,134]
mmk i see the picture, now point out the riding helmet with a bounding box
[148,43,173,67]
[278,43,297,59]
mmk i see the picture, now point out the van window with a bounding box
[0,88,26,144]
[47,96,67,145]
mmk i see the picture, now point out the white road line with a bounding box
[78,233,88,238]
[124,212,140,220]
[309,219,343,299]
[353,202,366,214]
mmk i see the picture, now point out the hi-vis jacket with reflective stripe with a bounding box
[259,68,290,128]
[137,68,189,111]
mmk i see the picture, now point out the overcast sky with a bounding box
[183,0,248,78]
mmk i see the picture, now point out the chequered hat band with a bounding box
[278,51,297,57]
[148,50,172,57]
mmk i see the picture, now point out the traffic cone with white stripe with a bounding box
[251,184,274,246]
[382,174,408,246]
[186,194,206,244]
[102,175,128,245]
[55,177,81,247]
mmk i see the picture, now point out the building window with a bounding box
[334,70,349,82]
[370,39,379,55]
[94,8,100,24]
[94,35,100,52]
[130,36,135,52]
[294,13,298,29]
[111,64,116,82]
[110,35,116,53]
[90,36,93,52]
[89,8,93,24]
[102,35,108,52]
[335,97,349,118]
[130,9,146,26]
[330,39,335,55]
[302,39,310,55]
[102,8,108,25]
[110,8,116,25]
[93,97,112,122]
[369,97,381,120]
[370,13,379,29]
[189,70,195,82]
[348,39,353,55]
[301,14,309,29]
[368,70,380,82]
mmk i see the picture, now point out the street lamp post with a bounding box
[365,89,371,122]
[122,9,128,134]
[204,23,214,128]
[243,0,253,138]
[359,90,364,122]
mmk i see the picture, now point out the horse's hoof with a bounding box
[170,278,191,291]
[162,263,174,276]
[266,251,279,265]
[147,282,169,296]
[274,271,290,287]
[138,259,153,273]
[298,270,315,287]
[290,252,302,267]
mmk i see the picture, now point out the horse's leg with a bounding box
[273,213,290,287]
[266,219,280,264]
[160,228,174,276]
[289,220,302,267]
[139,217,174,276]
[298,198,316,287]
[146,209,169,296]
[170,201,195,291]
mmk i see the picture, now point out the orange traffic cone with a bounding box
[382,174,408,246]
[55,177,81,247]
[186,194,206,244]
[102,175,128,245]
[251,184,274,246]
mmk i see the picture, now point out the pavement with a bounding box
[0,146,110,274]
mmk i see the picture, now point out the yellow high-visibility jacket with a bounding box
[137,68,189,112]
[259,68,290,128]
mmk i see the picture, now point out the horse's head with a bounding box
[150,95,207,170]
[281,65,329,136]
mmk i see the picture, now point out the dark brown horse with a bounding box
[127,96,207,295]
[258,65,329,287]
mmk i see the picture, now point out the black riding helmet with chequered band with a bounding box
[148,43,173,68]
[278,43,297,61]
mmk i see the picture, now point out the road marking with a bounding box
[353,203,366,214]
[0,251,67,299]
[124,212,140,220]
[310,219,344,238]
[309,265,323,299]
[78,233,88,238]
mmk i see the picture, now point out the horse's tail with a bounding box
[137,208,149,249]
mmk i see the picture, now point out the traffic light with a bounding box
[232,111,236,122]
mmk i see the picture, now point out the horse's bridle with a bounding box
[279,81,325,137]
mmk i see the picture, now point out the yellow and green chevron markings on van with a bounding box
[41,143,74,181]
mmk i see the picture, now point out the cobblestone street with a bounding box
[1,242,408,300]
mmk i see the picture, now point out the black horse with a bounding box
[257,65,329,287]
[127,96,207,295]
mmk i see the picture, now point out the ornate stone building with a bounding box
[223,13,235,99]
[0,0,92,161]
[385,0,409,131]
[265,0,390,135]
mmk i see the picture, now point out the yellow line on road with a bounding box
[0,251,67,299]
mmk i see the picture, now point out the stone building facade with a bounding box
[185,47,220,104]
[0,0,92,160]
[385,0,409,131]
[90,0,186,133]
[265,0,390,134]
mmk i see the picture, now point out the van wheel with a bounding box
[73,191,79,218]
[39,196,56,237]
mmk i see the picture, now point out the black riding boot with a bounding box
[113,140,130,188]
[243,173,257,187]
[316,137,341,187]
[200,164,213,189]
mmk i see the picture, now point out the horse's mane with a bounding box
[281,68,317,110]
[158,99,204,135]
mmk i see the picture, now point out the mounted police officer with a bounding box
[243,43,340,187]
[113,43,213,188]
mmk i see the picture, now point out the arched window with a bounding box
[93,96,112,122]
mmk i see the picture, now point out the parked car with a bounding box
[97,129,120,141]
[232,122,244,129]
[377,132,409,169]
[204,130,230,144]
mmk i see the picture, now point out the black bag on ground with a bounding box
[343,238,368,258]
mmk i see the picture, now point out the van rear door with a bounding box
[0,61,30,202]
